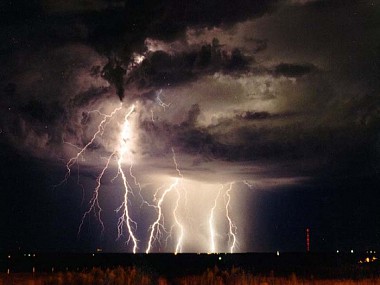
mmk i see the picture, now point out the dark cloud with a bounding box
[70,86,110,107]
[1,0,277,55]
[101,58,126,100]
[126,50,197,89]
[0,0,277,108]
[20,99,65,124]
[125,0,277,41]
[250,39,268,54]
[273,63,316,77]
[137,104,223,159]
[126,43,251,90]
[185,104,201,127]
[0,0,42,25]
[236,111,298,121]
[136,97,379,179]
[297,0,357,8]
[1,0,380,253]
[41,0,125,14]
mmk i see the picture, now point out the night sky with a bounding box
[1,0,380,253]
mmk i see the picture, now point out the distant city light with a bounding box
[351,250,354,254]
[276,251,280,256]
[218,256,222,261]
[336,250,339,253]
[359,256,378,264]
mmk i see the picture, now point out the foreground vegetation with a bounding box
[2,266,380,285]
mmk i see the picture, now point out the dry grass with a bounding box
[172,267,380,285]
[0,267,151,285]
[2,266,380,285]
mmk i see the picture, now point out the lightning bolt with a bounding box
[225,182,237,253]
[60,103,141,252]
[156,89,171,110]
[243,180,254,189]
[115,104,139,253]
[173,188,184,255]
[60,105,123,184]
[150,89,171,123]
[146,179,179,253]
[150,110,155,122]
[77,151,116,237]
[209,187,222,253]
[208,182,241,253]
[60,97,250,253]
[59,104,123,238]
[170,148,185,254]
[146,148,185,253]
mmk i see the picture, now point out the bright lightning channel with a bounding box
[115,104,139,253]
[171,148,184,254]
[173,188,184,254]
[146,148,185,254]
[146,178,179,253]
[61,100,251,253]
[60,105,123,185]
[61,103,140,252]
[156,89,170,110]
[60,104,123,238]
[77,150,116,237]
[209,187,222,253]
[225,182,237,253]
[208,181,242,253]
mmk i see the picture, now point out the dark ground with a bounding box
[1,252,380,279]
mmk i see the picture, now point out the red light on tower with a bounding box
[306,228,310,252]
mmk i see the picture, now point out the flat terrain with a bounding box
[1,253,380,284]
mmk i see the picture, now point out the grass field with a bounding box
[2,266,380,285]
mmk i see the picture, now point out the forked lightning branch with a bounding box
[60,102,252,253]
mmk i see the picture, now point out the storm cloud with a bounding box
[1,0,380,252]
